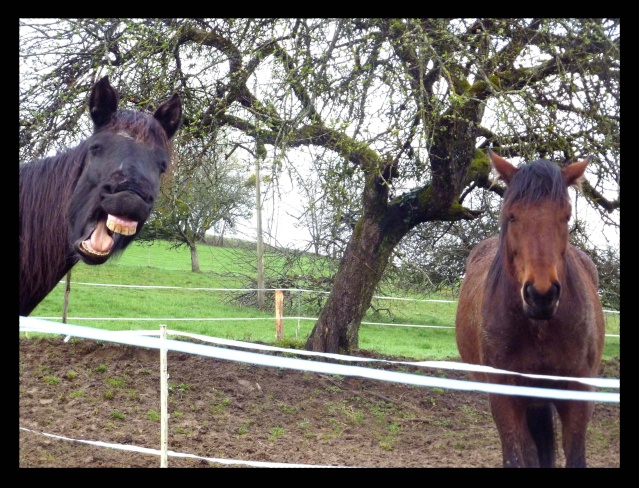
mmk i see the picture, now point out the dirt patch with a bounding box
[19,337,619,468]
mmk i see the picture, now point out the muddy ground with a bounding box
[19,337,620,468]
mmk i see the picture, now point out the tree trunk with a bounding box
[305,215,405,354]
[190,244,200,272]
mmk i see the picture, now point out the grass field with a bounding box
[25,240,620,361]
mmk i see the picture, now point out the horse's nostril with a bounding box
[111,170,127,185]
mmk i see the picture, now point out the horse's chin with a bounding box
[523,303,558,320]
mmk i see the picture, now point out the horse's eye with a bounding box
[158,159,168,174]
[89,143,102,156]
[508,213,516,223]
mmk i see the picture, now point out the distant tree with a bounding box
[141,139,254,272]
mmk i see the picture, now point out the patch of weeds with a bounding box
[378,436,395,451]
[460,405,485,423]
[175,427,193,436]
[126,389,139,400]
[103,391,115,400]
[169,382,191,398]
[325,385,342,394]
[95,364,107,373]
[237,420,253,435]
[339,403,365,424]
[277,402,299,414]
[140,369,152,375]
[454,442,467,450]
[387,421,402,435]
[36,365,51,374]
[432,388,445,394]
[69,390,85,399]
[268,427,285,442]
[367,400,399,422]
[106,377,126,388]
[172,410,184,418]
[42,375,60,386]
[66,370,78,380]
[423,396,437,408]
[248,402,269,415]
[328,418,343,437]
[302,373,313,382]
[277,338,305,350]
[110,410,125,420]
[105,422,115,429]
[147,410,160,422]
[209,397,231,415]
[331,374,344,382]
[325,401,338,417]
[432,418,452,428]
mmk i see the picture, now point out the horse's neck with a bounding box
[19,157,79,315]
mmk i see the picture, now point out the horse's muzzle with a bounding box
[101,190,152,222]
[522,281,561,320]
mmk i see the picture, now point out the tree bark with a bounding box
[190,245,200,272]
[305,215,405,354]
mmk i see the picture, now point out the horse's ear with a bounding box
[488,149,518,185]
[89,76,119,128]
[154,94,182,139]
[562,156,591,188]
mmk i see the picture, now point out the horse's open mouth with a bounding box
[79,215,138,258]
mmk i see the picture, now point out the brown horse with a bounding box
[19,76,182,316]
[455,149,605,468]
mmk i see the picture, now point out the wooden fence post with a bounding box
[160,324,169,468]
[275,290,284,341]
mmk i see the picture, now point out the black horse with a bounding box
[19,76,182,316]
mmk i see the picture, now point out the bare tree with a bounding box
[20,18,620,354]
[141,139,254,272]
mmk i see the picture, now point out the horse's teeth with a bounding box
[81,240,109,256]
[106,217,137,236]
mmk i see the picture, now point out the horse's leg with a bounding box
[554,398,595,468]
[489,394,537,467]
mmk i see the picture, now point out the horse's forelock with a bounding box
[503,160,569,208]
[498,160,569,226]
[99,110,175,164]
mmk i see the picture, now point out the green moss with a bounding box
[466,149,491,181]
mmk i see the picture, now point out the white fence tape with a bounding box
[19,317,619,402]
[19,427,339,468]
